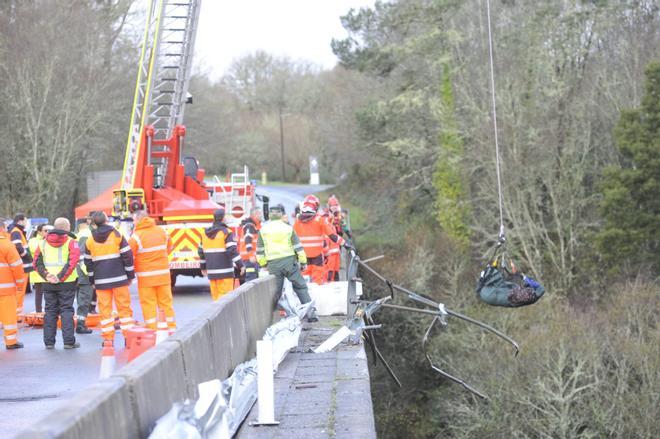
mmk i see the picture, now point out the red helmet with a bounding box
[303,194,320,209]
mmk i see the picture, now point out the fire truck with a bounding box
[75,1,264,285]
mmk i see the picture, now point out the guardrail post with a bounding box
[346,250,359,317]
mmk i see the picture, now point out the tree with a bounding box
[433,62,470,249]
[597,61,660,274]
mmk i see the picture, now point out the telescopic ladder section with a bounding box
[229,165,250,215]
[120,0,202,190]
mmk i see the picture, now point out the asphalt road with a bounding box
[0,184,330,438]
[255,183,333,221]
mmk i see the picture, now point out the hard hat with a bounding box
[328,195,339,207]
[303,195,320,209]
[301,204,316,214]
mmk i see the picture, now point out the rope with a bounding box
[485,0,505,241]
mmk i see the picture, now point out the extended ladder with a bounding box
[120,0,202,190]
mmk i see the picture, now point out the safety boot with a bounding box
[6,342,24,350]
[76,322,93,334]
[306,307,319,323]
[64,342,80,349]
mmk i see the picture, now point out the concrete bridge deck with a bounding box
[238,316,376,439]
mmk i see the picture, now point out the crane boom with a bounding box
[120,0,201,190]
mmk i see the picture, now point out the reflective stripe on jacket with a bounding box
[85,226,134,290]
[28,237,45,283]
[129,217,171,287]
[198,223,241,280]
[9,225,33,273]
[293,215,343,258]
[239,219,260,260]
[0,233,24,296]
[256,220,306,267]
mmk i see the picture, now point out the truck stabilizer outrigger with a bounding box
[346,250,519,400]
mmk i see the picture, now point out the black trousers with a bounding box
[34,283,43,312]
[44,288,76,345]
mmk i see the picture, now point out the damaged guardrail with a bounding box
[149,284,312,438]
[322,249,520,400]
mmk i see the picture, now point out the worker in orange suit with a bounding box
[8,213,32,318]
[0,217,24,349]
[128,210,175,332]
[325,196,345,282]
[238,207,262,284]
[84,211,135,346]
[199,209,244,301]
[293,196,346,285]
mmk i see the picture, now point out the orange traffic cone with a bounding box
[155,310,169,345]
[99,340,115,379]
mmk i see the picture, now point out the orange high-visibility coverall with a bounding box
[84,225,135,342]
[129,217,175,332]
[293,214,344,284]
[199,222,243,301]
[9,225,31,316]
[0,231,23,346]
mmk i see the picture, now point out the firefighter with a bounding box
[28,224,52,313]
[293,196,347,285]
[257,204,317,322]
[0,218,24,349]
[33,218,81,349]
[238,207,262,284]
[74,222,94,334]
[326,195,348,282]
[84,211,135,345]
[198,208,244,301]
[128,210,176,332]
[8,213,33,318]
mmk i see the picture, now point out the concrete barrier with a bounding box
[18,275,280,439]
[19,377,139,439]
[113,340,190,436]
[164,307,218,399]
[240,276,279,357]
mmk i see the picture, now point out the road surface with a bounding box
[0,184,329,438]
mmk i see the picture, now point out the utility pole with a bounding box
[278,107,286,182]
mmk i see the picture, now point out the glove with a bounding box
[523,275,540,289]
[300,263,307,271]
[343,242,354,251]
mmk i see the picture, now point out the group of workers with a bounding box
[0,193,351,349]
[0,210,176,350]
[197,194,352,321]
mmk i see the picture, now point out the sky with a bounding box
[194,0,375,80]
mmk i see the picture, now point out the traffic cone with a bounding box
[99,340,116,379]
[155,310,169,345]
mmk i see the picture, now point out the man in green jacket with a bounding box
[256,204,317,322]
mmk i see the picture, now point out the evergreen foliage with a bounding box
[433,63,471,249]
[597,62,660,274]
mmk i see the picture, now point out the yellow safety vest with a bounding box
[28,237,44,283]
[77,229,91,276]
[258,220,298,265]
[40,238,78,282]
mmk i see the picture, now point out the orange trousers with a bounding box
[138,284,176,331]
[209,278,234,301]
[97,286,134,341]
[0,295,19,346]
[16,272,28,315]
[303,262,326,284]
[327,252,340,282]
